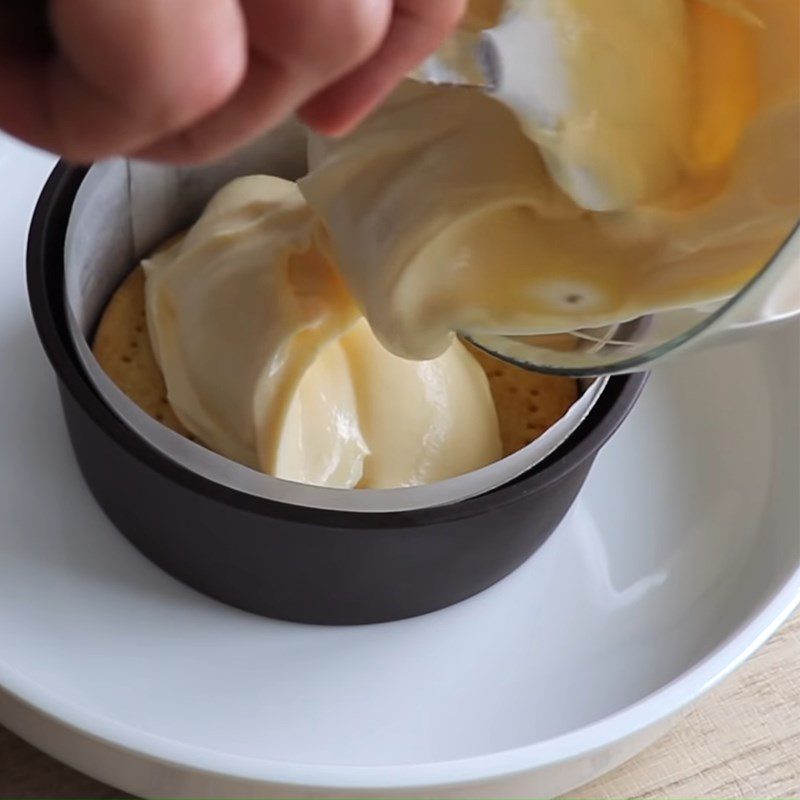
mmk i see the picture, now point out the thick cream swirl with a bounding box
[301,0,799,361]
[144,176,502,488]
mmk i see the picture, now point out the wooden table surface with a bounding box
[1,611,798,799]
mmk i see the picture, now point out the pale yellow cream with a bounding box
[301,0,799,361]
[143,0,797,489]
[143,176,502,489]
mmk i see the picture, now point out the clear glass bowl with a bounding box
[465,222,800,376]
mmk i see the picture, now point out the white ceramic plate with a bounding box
[1,137,799,799]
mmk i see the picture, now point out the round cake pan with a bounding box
[62,128,609,514]
[27,162,647,625]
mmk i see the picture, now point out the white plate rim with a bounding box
[0,566,798,791]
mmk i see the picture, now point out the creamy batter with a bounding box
[143,176,502,489]
[143,0,798,489]
[302,0,799,361]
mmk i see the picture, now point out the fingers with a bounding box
[299,0,467,136]
[137,0,394,163]
[0,0,464,164]
[241,0,393,85]
[0,0,247,162]
[133,55,301,164]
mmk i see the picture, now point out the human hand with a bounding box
[0,0,465,163]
